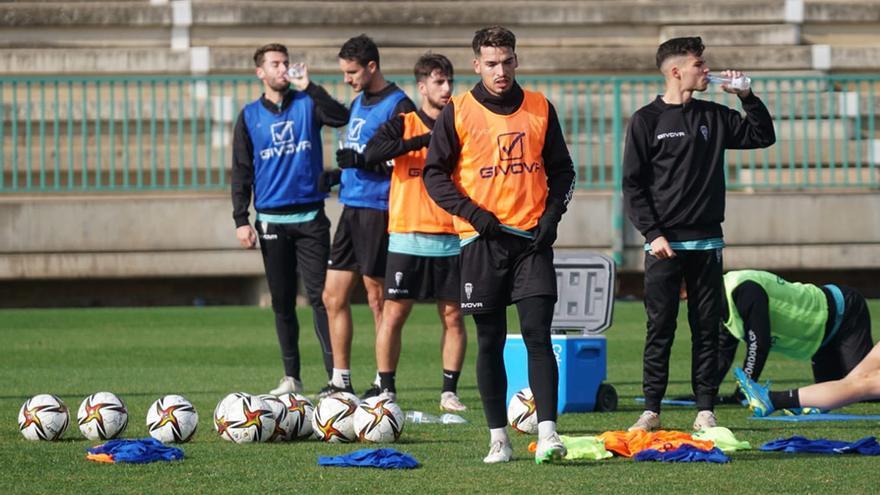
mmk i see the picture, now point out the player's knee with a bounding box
[322,289,345,311]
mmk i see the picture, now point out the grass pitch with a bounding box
[2,301,879,494]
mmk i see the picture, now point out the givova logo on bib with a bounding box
[479,131,541,179]
[259,120,312,159]
[347,119,367,142]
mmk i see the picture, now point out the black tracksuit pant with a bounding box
[642,249,723,413]
[256,211,334,380]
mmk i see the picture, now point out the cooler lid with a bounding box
[551,251,615,335]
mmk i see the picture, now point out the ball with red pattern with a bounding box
[353,396,404,443]
[77,391,128,441]
[312,395,358,443]
[18,394,69,441]
[214,395,275,444]
[146,394,199,443]
[277,393,314,440]
[507,387,538,434]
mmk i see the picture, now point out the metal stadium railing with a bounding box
[1,74,878,193]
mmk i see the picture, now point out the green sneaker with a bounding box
[535,432,567,464]
[733,368,775,417]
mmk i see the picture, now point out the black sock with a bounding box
[442,369,461,394]
[378,371,396,393]
[769,389,800,410]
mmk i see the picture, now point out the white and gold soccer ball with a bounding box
[77,391,128,441]
[353,396,404,443]
[257,394,290,442]
[507,387,538,434]
[18,394,69,441]
[213,392,249,433]
[312,394,358,443]
[214,394,274,443]
[146,394,199,443]
[277,393,314,440]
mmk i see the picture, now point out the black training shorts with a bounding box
[328,206,389,278]
[384,252,460,301]
[458,234,556,314]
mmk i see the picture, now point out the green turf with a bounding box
[1,302,879,494]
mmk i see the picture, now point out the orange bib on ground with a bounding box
[452,89,549,239]
[388,112,456,234]
[597,430,716,458]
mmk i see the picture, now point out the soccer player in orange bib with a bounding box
[424,26,576,464]
[362,53,468,412]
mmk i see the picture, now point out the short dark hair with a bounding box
[253,43,288,67]
[655,37,705,69]
[414,52,454,82]
[472,25,516,56]
[338,34,380,70]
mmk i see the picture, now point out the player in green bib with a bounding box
[717,270,873,396]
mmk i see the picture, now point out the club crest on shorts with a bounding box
[700,125,709,141]
[260,221,277,240]
[464,282,473,300]
[394,271,403,287]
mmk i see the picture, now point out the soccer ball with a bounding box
[214,394,275,443]
[277,393,314,440]
[77,391,128,441]
[213,392,250,433]
[312,394,358,443]
[330,391,360,404]
[257,394,290,442]
[18,394,69,441]
[353,396,404,443]
[146,395,199,443]
[507,387,538,434]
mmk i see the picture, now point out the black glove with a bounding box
[336,148,365,169]
[468,207,502,239]
[531,201,564,251]
[403,132,432,152]
[317,169,342,193]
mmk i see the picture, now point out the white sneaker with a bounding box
[628,410,661,431]
[482,440,513,464]
[693,410,717,431]
[269,376,303,395]
[535,432,567,464]
[439,391,467,412]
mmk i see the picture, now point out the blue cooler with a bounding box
[503,252,617,413]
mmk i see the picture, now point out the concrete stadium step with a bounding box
[209,45,819,74]
[191,24,661,49]
[0,27,171,49]
[805,1,880,22]
[6,43,880,74]
[0,2,170,27]
[0,1,789,28]
[189,1,790,26]
[734,167,878,189]
[660,24,800,46]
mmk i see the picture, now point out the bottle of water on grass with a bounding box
[405,411,467,424]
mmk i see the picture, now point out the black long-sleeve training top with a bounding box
[422,82,576,221]
[622,93,775,243]
[364,109,434,165]
[231,82,349,227]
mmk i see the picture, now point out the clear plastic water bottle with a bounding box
[287,66,304,80]
[405,411,439,424]
[405,411,467,424]
[440,413,468,424]
[707,74,751,91]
